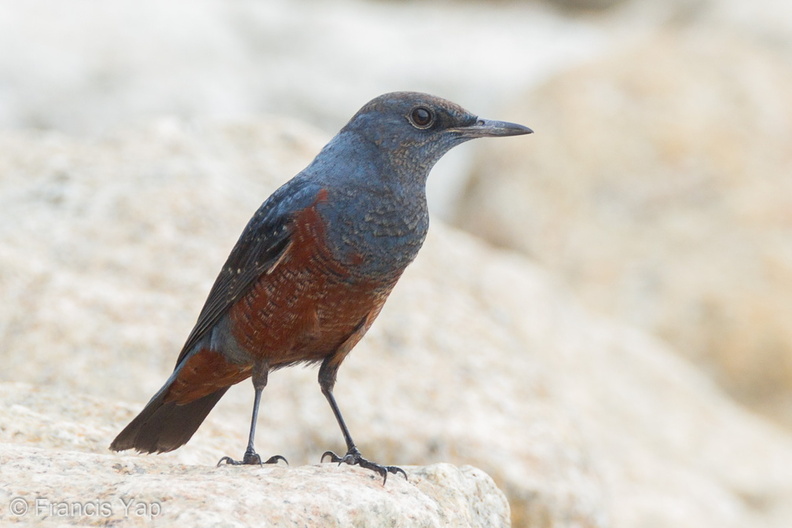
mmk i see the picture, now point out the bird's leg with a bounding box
[217,361,287,467]
[318,357,406,484]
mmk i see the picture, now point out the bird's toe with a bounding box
[217,450,287,467]
[321,448,406,484]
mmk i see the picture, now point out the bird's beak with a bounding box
[455,118,533,138]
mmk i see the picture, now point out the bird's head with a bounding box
[340,91,532,174]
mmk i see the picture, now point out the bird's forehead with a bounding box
[357,91,473,119]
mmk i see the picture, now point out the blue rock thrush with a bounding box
[110,92,532,481]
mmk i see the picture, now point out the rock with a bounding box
[0,387,509,527]
[1,119,792,528]
[454,28,792,428]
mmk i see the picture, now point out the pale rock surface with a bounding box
[455,28,792,427]
[1,120,792,527]
[0,389,508,527]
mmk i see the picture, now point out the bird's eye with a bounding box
[409,106,434,129]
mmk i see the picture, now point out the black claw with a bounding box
[263,454,289,465]
[217,456,243,467]
[217,451,288,467]
[321,449,406,484]
[321,450,342,464]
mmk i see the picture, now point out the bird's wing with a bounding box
[174,177,323,367]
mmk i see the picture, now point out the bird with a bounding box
[110,91,532,482]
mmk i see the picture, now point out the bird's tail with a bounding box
[111,345,253,453]
[110,382,229,454]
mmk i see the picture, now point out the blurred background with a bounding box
[2,0,790,435]
[2,0,792,526]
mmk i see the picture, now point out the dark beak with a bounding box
[455,118,533,138]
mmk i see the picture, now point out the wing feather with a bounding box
[174,177,322,367]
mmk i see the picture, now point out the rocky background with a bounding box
[2,0,792,527]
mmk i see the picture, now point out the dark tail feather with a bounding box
[110,386,229,454]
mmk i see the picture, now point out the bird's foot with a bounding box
[321,447,407,484]
[217,448,288,467]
